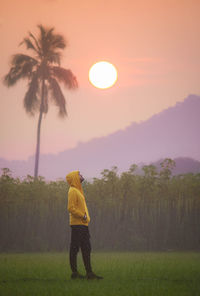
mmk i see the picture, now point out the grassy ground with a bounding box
[0,252,200,296]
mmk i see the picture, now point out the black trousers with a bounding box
[70,225,92,273]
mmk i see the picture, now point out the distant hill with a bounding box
[0,94,200,180]
[151,157,200,175]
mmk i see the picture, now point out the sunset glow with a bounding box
[1,0,200,161]
[89,61,118,89]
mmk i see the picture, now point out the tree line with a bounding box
[0,159,200,252]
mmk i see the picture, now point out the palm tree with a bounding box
[4,25,78,178]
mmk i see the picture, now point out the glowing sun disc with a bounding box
[89,61,118,89]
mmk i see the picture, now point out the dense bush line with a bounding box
[0,159,200,252]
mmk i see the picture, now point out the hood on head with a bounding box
[66,170,83,193]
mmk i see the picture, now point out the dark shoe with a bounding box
[71,272,85,279]
[87,272,103,280]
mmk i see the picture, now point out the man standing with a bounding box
[66,170,103,280]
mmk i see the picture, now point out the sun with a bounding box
[89,61,118,89]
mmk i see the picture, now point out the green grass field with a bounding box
[0,252,200,296]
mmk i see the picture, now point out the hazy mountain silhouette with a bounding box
[1,94,200,180]
[151,157,200,175]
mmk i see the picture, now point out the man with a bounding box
[66,170,103,280]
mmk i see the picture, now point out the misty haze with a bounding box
[1,0,200,295]
[1,94,199,179]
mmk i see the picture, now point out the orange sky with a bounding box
[1,0,200,160]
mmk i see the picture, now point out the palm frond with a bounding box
[46,27,54,41]
[38,24,46,42]
[37,25,53,56]
[37,24,47,56]
[28,32,41,54]
[48,77,67,117]
[50,34,66,50]
[37,25,66,58]
[45,26,66,50]
[46,51,61,65]
[11,54,38,66]
[24,73,40,115]
[19,38,39,54]
[4,54,38,87]
[51,66,78,89]
[4,24,76,121]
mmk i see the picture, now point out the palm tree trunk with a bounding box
[34,78,45,178]
[34,109,43,178]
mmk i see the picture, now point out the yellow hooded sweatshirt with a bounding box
[66,171,90,226]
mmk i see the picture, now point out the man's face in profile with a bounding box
[79,172,85,183]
